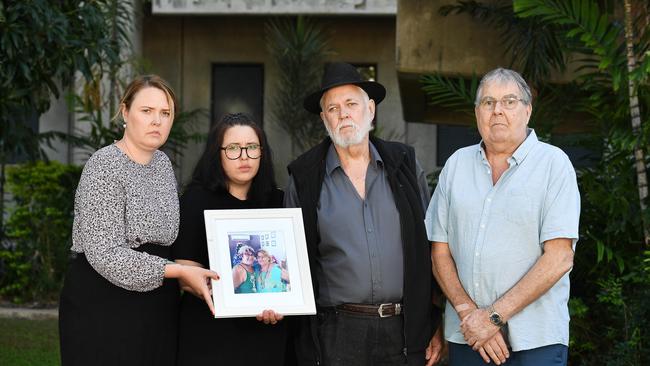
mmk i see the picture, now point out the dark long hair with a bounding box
[188,113,277,203]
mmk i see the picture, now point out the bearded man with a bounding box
[285,62,443,366]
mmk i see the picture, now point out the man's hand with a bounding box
[477,331,510,365]
[425,325,444,366]
[460,308,500,350]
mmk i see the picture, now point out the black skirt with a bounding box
[176,293,288,365]
[59,244,179,366]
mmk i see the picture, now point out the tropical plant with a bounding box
[0,162,82,303]
[266,16,332,154]
[0,0,128,236]
[514,0,649,243]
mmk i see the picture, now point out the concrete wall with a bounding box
[39,92,71,164]
[152,0,397,15]
[396,0,507,77]
[142,15,414,186]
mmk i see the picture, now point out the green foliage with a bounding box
[420,73,478,116]
[514,0,626,89]
[0,250,30,303]
[0,162,82,303]
[0,1,124,115]
[266,16,332,153]
[0,0,128,236]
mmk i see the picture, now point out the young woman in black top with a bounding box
[172,113,289,365]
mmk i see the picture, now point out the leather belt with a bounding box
[335,303,403,318]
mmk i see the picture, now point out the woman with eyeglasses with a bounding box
[172,113,289,365]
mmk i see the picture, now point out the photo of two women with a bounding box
[229,234,290,294]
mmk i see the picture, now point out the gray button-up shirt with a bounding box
[425,129,580,351]
[285,142,429,306]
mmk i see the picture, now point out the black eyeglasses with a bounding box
[220,143,262,160]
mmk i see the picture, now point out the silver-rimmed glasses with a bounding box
[478,96,525,111]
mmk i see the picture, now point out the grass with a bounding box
[0,317,60,366]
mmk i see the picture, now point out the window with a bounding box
[211,64,264,126]
[436,124,481,166]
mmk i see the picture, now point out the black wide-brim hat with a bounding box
[303,62,386,114]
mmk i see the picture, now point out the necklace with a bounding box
[120,139,135,160]
[259,265,272,289]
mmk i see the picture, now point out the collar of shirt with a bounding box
[478,128,538,166]
[325,142,384,176]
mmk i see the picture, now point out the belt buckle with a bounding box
[378,303,392,318]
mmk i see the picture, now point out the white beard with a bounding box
[325,119,373,148]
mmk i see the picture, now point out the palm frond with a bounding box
[420,73,478,116]
[266,16,332,153]
[439,0,567,86]
[514,0,626,89]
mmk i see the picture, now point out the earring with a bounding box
[123,123,127,128]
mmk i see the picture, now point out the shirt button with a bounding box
[486,197,492,202]
[475,252,479,256]
[475,283,479,287]
[480,224,485,229]
[367,228,373,233]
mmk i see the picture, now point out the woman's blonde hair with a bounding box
[113,74,177,123]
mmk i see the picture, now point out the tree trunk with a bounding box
[624,0,650,246]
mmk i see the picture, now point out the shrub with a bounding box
[0,161,81,303]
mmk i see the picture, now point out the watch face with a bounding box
[490,313,502,325]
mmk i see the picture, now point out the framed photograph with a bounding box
[204,208,316,318]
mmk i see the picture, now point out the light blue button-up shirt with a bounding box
[425,129,580,351]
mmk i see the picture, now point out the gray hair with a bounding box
[474,68,532,106]
[319,85,370,112]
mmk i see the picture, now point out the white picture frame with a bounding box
[204,208,316,318]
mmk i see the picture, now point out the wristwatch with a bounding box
[487,305,506,327]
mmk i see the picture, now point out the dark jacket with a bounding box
[287,136,442,366]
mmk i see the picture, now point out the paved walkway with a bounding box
[0,307,58,319]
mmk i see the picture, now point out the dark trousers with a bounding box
[449,342,568,366]
[317,309,408,366]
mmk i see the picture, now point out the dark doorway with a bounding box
[211,64,264,126]
[436,124,481,166]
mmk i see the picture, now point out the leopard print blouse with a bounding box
[71,144,179,292]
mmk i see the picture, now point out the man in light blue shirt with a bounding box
[425,68,580,366]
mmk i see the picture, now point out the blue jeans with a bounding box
[317,309,409,366]
[449,342,568,366]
